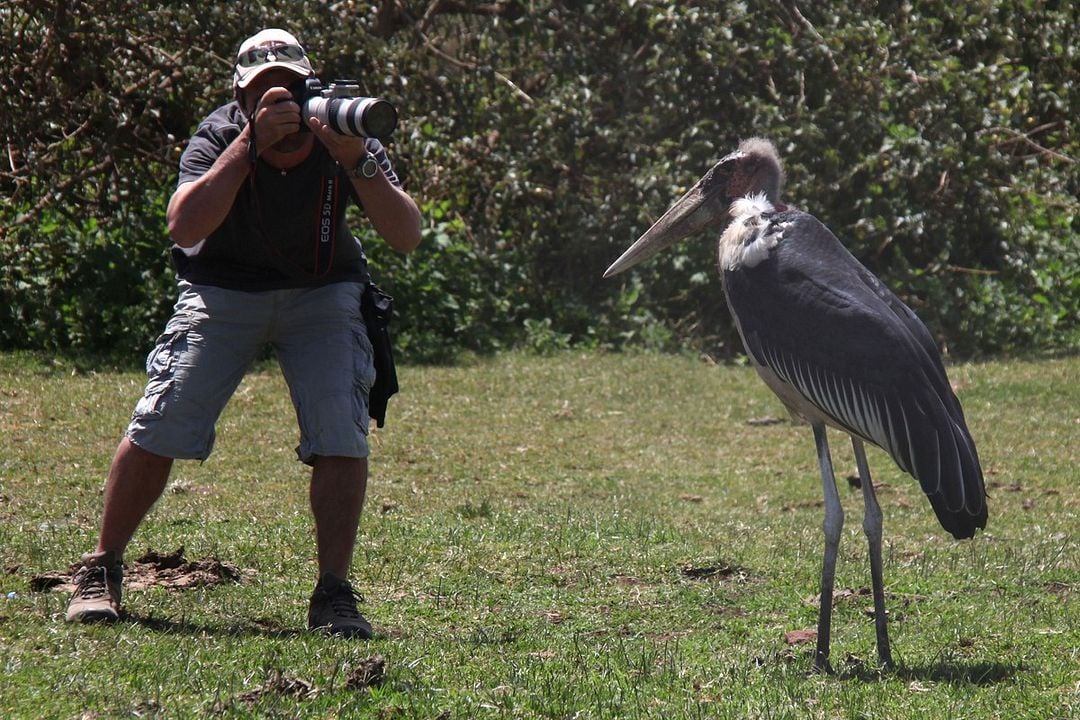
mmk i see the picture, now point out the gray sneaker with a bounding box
[307,573,372,639]
[65,551,123,623]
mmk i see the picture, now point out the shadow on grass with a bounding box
[837,658,1024,685]
[125,611,307,639]
[895,660,1025,686]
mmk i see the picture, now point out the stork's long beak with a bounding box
[603,161,733,278]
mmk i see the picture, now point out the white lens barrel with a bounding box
[304,96,396,138]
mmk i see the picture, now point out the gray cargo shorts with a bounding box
[127,281,375,464]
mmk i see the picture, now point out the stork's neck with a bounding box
[718,193,781,272]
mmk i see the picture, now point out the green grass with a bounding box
[1,350,1077,719]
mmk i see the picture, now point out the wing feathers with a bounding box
[758,342,985,537]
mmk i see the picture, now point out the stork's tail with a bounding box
[905,400,988,540]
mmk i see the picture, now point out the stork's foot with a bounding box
[812,651,834,675]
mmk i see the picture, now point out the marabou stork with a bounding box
[604,138,987,672]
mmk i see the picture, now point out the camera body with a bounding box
[291,77,398,139]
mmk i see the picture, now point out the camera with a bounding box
[291,78,398,139]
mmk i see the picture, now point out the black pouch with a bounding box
[361,281,399,428]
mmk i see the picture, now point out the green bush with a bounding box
[2,1,1077,363]
[362,200,529,363]
[0,202,174,358]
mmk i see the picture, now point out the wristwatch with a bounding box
[350,155,380,180]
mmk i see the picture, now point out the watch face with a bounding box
[360,156,379,178]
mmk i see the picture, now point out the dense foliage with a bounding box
[2,1,1077,363]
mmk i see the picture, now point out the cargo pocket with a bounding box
[132,319,189,420]
[352,328,376,432]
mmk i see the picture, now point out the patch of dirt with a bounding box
[235,671,317,705]
[704,603,748,618]
[784,628,817,645]
[1044,581,1072,598]
[612,573,645,586]
[346,655,386,691]
[781,499,825,512]
[804,586,924,610]
[29,546,253,593]
[803,586,872,608]
[679,563,751,582]
[746,416,786,426]
[213,657,386,711]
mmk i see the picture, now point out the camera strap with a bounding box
[246,155,340,281]
[312,173,337,277]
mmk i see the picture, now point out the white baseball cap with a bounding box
[233,29,314,89]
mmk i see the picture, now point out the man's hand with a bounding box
[308,117,369,173]
[252,87,303,155]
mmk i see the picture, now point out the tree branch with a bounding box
[976,125,1075,164]
[777,0,840,76]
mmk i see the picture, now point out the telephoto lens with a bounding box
[305,94,398,138]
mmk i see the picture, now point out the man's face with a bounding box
[240,68,306,114]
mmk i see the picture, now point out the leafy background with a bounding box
[1,0,1077,363]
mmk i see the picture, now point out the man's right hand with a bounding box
[252,87,302,155]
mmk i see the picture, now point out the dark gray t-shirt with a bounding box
[172,101,399,290]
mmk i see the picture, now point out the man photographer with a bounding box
[65,29,421,638]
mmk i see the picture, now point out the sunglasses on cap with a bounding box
[236,43,307,68]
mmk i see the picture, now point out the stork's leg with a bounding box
[852,438,894,668]
[813,423,843,673]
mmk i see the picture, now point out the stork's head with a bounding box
[603,137,783,277]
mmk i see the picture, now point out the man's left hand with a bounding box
[308,117,368,172]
